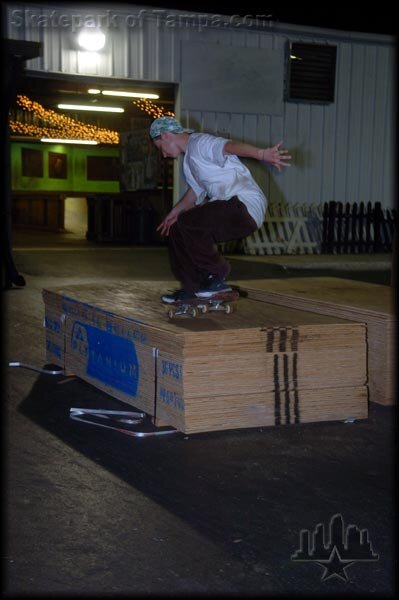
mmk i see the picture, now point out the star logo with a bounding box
[316,546,355,582]
[291,514,379,583]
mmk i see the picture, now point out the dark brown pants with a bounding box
[168,196,258,291]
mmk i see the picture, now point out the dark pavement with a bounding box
[3,235,396,597]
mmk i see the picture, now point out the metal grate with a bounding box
[286,42,337,103]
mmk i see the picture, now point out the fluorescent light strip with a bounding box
[41,138,98,145]
[58,103,124,113]
[101,90,159,99]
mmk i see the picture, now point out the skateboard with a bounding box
[167,290,240,319]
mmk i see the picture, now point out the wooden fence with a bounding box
[221,201,396,256]
[241,203,323,255]
[321,201,397,254]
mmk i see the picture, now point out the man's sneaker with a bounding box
[161,289,194,304]
[195,274,232,298]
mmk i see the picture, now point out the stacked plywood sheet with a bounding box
[42,281,368,434]
[235,277,395,405]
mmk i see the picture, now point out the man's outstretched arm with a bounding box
[224,140,291,172]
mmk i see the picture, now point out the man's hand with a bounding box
[157,187,197,236]
[260,141,292,172]
[157,209,179,236]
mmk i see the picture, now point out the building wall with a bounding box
[11,142,120,193]
[5,3,396,209]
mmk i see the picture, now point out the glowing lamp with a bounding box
[77,28,106,52]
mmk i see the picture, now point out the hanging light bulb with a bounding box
[77,28,106,52]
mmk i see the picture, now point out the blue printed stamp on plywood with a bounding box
[46,339,62,359]
[70,321,139,396]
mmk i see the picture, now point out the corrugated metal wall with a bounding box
[5,3,395,208]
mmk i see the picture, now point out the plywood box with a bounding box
[235,277,395,405]
[42,281,368,434]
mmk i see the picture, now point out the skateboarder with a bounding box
[149,116,291,304]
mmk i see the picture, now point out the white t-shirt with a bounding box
[183,133,267,228]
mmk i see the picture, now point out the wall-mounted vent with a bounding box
[286,42,337,103]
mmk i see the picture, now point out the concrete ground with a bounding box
[3,230,396,597]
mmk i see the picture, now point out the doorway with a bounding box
[64,197,88,239]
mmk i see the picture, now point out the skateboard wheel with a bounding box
[224,303,233,314]
[168,309,175,319]
[199,304,208,314]
[190,307,198,317]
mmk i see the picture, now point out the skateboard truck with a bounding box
[167,290,239,319]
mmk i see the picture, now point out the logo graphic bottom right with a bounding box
[291,513,379,582]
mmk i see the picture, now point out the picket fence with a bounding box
[321,201,397,254]
[242,203,323,255]
[219,201,396,256]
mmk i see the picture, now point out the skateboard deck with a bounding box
[167,290,240,318]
